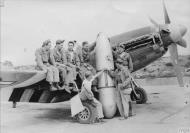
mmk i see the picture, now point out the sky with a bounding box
[1,0,190,66]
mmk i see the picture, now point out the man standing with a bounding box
[53,39,68,90]
[110,45,134,119]
[107,63,133,119]
[116,45,133,71]
[35,39,60,90]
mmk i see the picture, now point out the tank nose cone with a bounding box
[179,24,187,36]
[96,32,109,44]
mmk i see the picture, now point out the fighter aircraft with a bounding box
[0,1,187,123]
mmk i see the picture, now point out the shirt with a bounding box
[66,50,80,66]
[53,47,67,64]
[35,47,55,68]
[81,77,95,94]
[82,48,90,63]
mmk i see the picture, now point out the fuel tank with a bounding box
[95,33,117,118]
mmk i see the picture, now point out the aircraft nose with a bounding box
[179,24,187,36]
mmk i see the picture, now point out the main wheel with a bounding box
[130,87,147,104]
[77,101,97,124]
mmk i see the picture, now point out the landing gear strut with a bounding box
[126,69,148,104]
[12,101,17,108]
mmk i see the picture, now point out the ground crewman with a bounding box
[65,41,80,92]
[75,40,83,64]
[107,63,133,119]
[53,39,68,90]
[35,39,60,90]
[79,70,105,122]
[80,41,96,80]
[116,45,133,72]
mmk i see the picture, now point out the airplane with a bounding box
[0,1,187,124]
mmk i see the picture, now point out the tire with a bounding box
[130,87,147,104]
[77,101,97,124]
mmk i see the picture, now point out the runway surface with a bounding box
[1,85,190,133]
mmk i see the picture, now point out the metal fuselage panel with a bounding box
[130,45,165,72]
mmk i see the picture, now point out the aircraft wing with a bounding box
[0,70,46,88]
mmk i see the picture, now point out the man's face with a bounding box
[57,43,63,50]
[46,42,51,50]
[68,43,74,51]
[83,43,89,51]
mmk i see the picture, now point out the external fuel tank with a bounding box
[95,33,117,118]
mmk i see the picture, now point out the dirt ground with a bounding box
[1,85,190,133]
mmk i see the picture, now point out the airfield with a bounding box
[1,82,190,133]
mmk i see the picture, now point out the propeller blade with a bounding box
[168,44,184,87]
[149,17,159,27]
[178,38,187,48]
[163,0,171,24]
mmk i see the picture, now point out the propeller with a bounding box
[149,17,159,28]
[163,0,171,24]
[149,1,187,87]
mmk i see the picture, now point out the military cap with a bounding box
[68,41,75,46]
[56,39,65,45]
[42,39,51,47]
[82,41,88,46]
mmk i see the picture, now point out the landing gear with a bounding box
[76,100,97,124]
[130,87,147,104]
[12,101,17,108]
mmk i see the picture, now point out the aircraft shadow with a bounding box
[34,108,77,123]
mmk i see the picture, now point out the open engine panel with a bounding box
[119,33,163,52]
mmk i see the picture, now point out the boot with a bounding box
[72,86,79,92]
[54,82,61,90]
[50,83,57,91]
[60,84,66,90]
[64,85,71,93]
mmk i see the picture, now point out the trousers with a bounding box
[56,64,67,84]
[93,98,104,119]
[79,91,104,119]
[39,65,60,83]
[116,84,131,118]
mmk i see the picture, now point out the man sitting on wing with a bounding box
[65,41,80,93]
[53,39,69,91]
[35,39,60,91]
[80,41,96,80]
